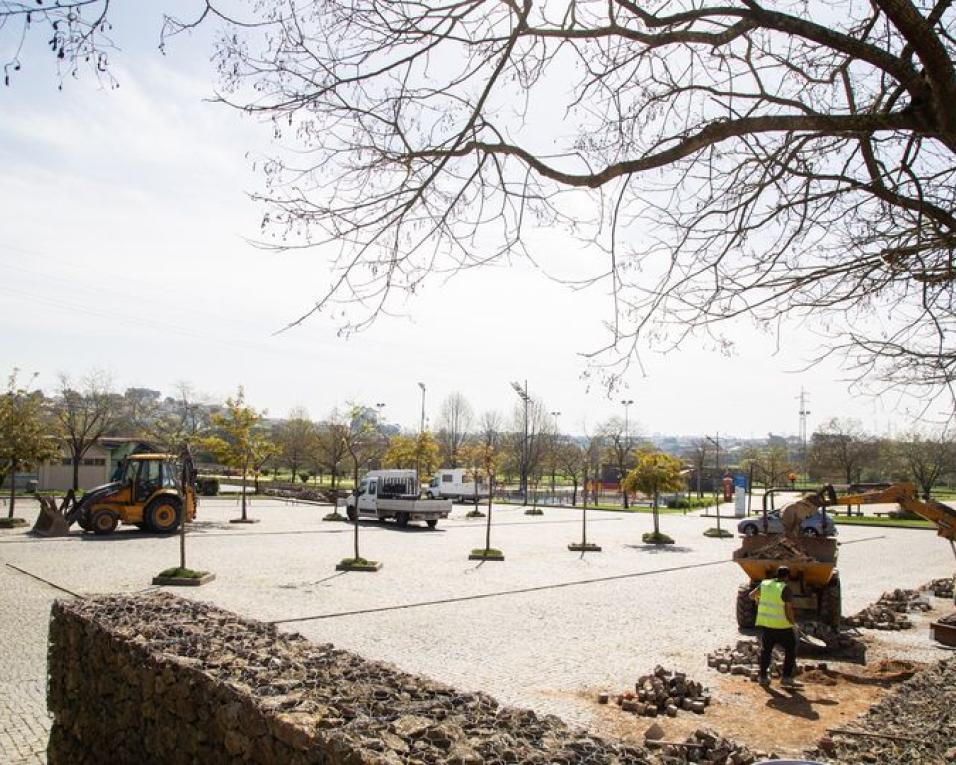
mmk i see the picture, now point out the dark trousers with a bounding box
[758,626,796,679]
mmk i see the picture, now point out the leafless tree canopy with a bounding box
[8,1,956,400]
[203,0,956,399]
[436,392,474,467]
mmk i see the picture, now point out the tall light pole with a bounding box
[511,380,530,504]
[706,432,722,532]
[797,387,811,485]
[621,399,634,509]
[416,383,426,485]
[373,402,386,471]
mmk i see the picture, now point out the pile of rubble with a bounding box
[876,588,933,613]
[49,593,653,765]
[707,639,838,680]
[600,666,711,717]
[844,588,939,630]
[649,728,763,765]
[924,577,955,599]
[844,603,913,630]
[735,536,815,561]
[937,611,956,626]
[806,657,956,764]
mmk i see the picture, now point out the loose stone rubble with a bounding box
[652,728,762,765]
[806,657,956,764]
[601,666,710,718]
[844,589,931,630]
[924,577,955,599]
[938,611,956,626]
[48,593,653,764]
[707,639,838,680]
[734,537,815,562]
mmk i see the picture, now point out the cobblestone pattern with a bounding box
[2,496,954,759]
[0,551,55,764]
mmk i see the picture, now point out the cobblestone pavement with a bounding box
[1,496,954,761]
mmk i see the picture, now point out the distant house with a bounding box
[37,437,155,491]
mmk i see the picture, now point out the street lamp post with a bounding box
[511,380,530,504]
[621,399,634,509]
[416,383,426,489]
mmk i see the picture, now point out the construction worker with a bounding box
[750,565,799,688]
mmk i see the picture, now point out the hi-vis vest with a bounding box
[756,579,792,629]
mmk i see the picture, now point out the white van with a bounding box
[344,470,451,527]
[426,468,489,503]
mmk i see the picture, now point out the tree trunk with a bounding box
[72,454,80,492]
[8,464,16,519]
[353,457,361,560]
[241,458,248,520]
[485,473,493,551]
[571,477,578,507]
[652,493,660,536]
[581,473,588,546]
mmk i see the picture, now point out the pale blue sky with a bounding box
[0,2,933,438]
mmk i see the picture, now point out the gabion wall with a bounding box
[47,593,649,764]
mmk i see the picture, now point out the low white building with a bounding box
[37,438,155,492]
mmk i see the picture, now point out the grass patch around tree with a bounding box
[323,511,348,522]
[0,517,28,528]
[469,547,504,561]
[465,509,486,518]
[336,557,382,571]
[642,531,675,545]
[156,567,207,579]
[703,527,734,538]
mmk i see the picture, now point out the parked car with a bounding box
[737,508,838,537]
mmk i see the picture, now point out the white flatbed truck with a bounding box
[343,470,452,528]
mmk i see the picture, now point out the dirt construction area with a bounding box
[2,496,955,763]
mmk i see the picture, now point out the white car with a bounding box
[738,508,838,537]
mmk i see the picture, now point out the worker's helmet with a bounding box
[776,566,790,579]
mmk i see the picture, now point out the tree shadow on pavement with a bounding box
[624,544,694,553]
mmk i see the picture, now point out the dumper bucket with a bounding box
[31,494,76,537]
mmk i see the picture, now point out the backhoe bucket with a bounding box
[31,495,75,537]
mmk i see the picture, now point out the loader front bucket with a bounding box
[31,495,74,537]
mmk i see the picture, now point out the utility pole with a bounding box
[621,399,634,509]
[511,380,530,504]
[416,383,426,488]
[797,387,810,485]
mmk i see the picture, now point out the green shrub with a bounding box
[666,496,691,509]
[197,477,220,496]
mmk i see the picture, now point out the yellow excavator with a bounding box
[32,448,198,537]
[735,482,956,628]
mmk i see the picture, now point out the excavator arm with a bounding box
[824,481,956,543]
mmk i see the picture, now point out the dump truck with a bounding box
[32,449,198,537]
[734,481,956,628]
[344,469,452,528]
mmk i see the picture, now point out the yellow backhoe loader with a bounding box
[32,448,198,537]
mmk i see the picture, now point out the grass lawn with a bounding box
[832,515,935,529]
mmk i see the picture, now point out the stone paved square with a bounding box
[2,496,954,763]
